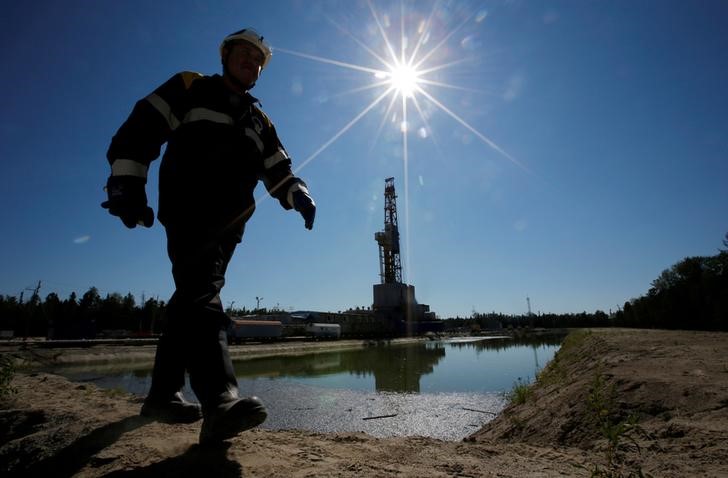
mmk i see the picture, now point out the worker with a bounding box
[101,28,316,445]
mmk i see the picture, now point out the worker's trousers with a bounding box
[147,225,242,410]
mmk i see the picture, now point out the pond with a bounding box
[54,334,564,441]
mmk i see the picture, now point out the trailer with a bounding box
[305,323,341,339]
[228,319,283,344]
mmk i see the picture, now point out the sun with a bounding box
[386,62,421,99]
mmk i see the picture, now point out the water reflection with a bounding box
[442,335,566,377]
[233,342,446,393]
[231,334,565,394]
[443,334,565,351]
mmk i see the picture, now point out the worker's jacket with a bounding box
[107,71,305,238]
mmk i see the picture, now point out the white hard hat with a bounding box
[220,28,272,69]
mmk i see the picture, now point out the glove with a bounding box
[292,188,316,230]
[101,175,154,228]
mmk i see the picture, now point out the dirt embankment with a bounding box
[1,329,727,477]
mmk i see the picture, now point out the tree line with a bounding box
[445,310,612,331]
[0,288,164,339]
[0,287,275,339]
[1,234,726,338]
[454,234,728,332]
[613,235,728,331]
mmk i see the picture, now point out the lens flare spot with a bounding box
[461,35,481,51]
[417,20,427,35]
[291,79,303,95]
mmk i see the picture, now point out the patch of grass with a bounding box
[507,377,532,405]
[0,354,17,400]
[536,357,565,387]
[536,329,592,387]
[585,372,652,478]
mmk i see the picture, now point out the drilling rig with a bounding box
[373,178,437,335]
[375,177,402,284]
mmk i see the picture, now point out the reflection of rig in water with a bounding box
[232,342,447,393]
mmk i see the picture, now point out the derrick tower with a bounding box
[372,177,437,336]
[374,177,402,284]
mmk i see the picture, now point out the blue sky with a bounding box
[1,0,726,318]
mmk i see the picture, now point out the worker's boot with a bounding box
[199,393,267,445]
[141,332,202,423]
[190,329,268,445]
[141,391,202,423]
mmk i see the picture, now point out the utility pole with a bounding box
[255,296,263,310]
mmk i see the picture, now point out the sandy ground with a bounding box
[1,329,727,477]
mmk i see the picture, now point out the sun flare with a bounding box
[277,2,522,172]
[273,2,526,281]
[387,63,421,98]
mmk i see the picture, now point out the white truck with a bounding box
[305,323,341,339]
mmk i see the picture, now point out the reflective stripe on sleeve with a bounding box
[111,159,149,178]
[183,108,234,126]
[263,150,289,170]
[244,128,264,153]
[287,182,310,209]
[145,94,181,130]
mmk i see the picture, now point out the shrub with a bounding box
[507,378,532,405]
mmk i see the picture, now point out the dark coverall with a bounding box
[106,71,309,410]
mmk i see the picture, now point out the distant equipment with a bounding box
[227,319,282,344]
[305,323,342,339]
[372,178,439,335]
